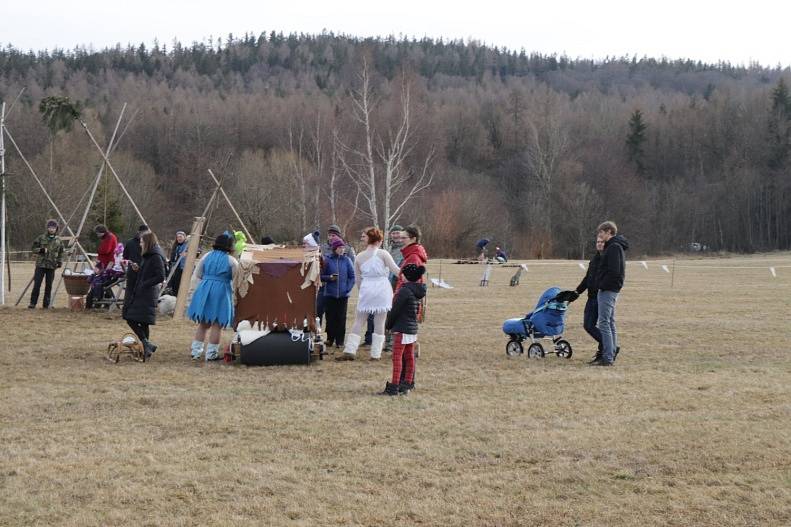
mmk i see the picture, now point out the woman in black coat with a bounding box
[123,231,166,358]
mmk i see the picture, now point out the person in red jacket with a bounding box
[94,224,118,272]
[395,224,428,293]
[395,224,428,386]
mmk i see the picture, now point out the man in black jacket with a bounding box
[591,221,629,366]
[576,237,604,362]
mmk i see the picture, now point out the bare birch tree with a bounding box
[337,59,435,248]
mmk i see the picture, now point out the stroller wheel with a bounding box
[527,343,545,358]
[555,340,573,359]
[506,340,523,357]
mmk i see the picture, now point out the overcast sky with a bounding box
[2,0,789,67]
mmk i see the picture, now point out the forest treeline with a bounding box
[1,32,790,257]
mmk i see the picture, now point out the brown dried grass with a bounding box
[1,256,790,526]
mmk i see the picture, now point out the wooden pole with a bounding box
[2,126,93,266]
[207,169,253,242]
[77,119,147,225]
[174,217,205,320]
[49,106,127,307]
[0,101,6,305]
[74,104,126,241]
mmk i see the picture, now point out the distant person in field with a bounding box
[123,224,150,312]
[167,230,188,296]
[320,238,355,348]
[93,224,118,272]
[576,237,604,363]
[122,232,166,359]
[591,221,629,367]
[336,227,401,361]
[28,219,64,309]
[187,233,239,361]
[384,225,405,352]
[495,246,508,263]
[396,224,429,385]
[381,263,427,396]
[318,225,355,325]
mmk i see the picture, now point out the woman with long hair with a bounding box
[187,233,239,361]
[122,231,166,358]
[337,227,401,361]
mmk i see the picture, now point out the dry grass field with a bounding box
[1,255,790,526]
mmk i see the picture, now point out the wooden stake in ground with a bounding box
[174,217,205,320]
[480,264,492,287]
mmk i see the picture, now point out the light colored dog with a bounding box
[157,294,177,316]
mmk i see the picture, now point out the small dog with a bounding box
[157,294,177,316]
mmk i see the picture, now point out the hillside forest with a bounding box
[1,32,790,257]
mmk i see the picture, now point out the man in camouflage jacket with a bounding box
[29,219,64,309]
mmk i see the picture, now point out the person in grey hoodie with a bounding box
[591,221,629,366]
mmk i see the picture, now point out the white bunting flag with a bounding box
[431,278,454,289]
[770,267,777,277]
[641,261,648,269]
[661,265,670,273]
[578,263,586,270]
[520,264,528,272]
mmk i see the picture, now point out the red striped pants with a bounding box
[391,332,415,385]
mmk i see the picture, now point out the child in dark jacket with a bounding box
[382,264,427,396]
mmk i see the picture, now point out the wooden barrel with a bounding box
[63,274,91,296]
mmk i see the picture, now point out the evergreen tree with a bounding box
[768,78,791,170]
[626,109,648,175]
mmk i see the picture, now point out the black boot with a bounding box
[379,382,399,396]
[143,339,157,359]
[589,344,602,364]
[398,381,414,395]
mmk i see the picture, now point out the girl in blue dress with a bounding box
[188,233,239,360]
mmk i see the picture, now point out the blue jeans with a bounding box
[583,296,601,348]
[597,291,618,363]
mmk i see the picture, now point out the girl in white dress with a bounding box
[337,227,401,360]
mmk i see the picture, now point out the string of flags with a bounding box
[445,260,790,289]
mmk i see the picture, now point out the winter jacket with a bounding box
[31,233,64,269]
[169,241,187,270]
[96,231,118,270]
[321,253,355,299]
[388,243,404,286]
[386,282,427,334]
[123,246,166,325]
[395,243,429,292]
[576,252,601,298]
[123,235,143,265]
[595,235,629,293]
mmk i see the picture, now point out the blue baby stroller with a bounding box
[502,286,578,359]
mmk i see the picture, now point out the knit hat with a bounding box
[46,219,59,230]
[175,230,186,237]
[327,224,341,235]
[402,264,426,282]
[330,238,345,250]
[94,224,107,235]
[138,224,150,233]
[260,235,275,245]
[390,224,403,232]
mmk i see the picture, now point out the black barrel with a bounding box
[240,331,312,366]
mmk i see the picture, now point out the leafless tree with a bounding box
[337,59,435,247]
